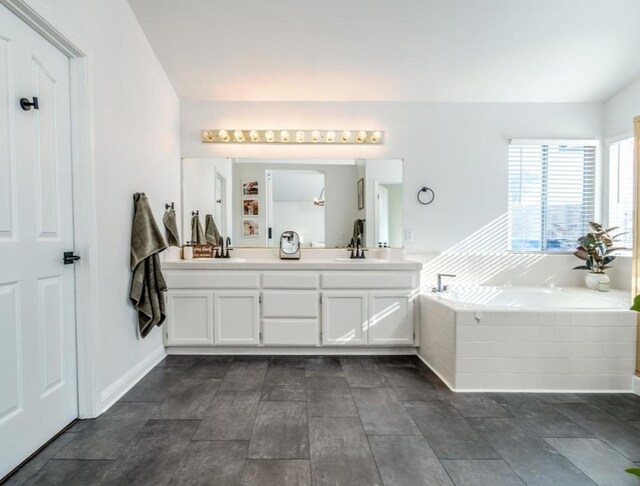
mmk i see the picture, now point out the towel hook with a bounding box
[192,210,199,216]
[417,186,435,205]
[165,202,174,210]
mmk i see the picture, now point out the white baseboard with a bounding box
[633,375,640,396]
[166,346,418,356]
[99,347,166,414]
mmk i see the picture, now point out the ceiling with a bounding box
[128,0,640,103]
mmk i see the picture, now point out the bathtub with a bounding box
[419,286,637,392]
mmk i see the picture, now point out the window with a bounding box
[607,137,634,249]
[508,140,597,252]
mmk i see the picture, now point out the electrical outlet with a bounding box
[405,228,414,241]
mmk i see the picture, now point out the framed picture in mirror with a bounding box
[242,179,259,196]
[242,219,259,237]
[243,199,259,216]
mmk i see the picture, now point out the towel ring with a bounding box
[165,202,174,210]
[417,187,435,205]
[192,210,199,216]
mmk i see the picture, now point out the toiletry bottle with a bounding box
[183,241,194,260]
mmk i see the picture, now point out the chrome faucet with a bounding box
[432,273,456,292]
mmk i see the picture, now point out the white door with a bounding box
[214,172,226,237]
[0,5,77,478]
[165,290,214,346]
[376,184,389,246]
[321,292,368,345]
[213,291,260,345]
[368,291,415,345]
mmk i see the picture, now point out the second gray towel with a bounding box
[162,208,181,247]
[191,213,206,244]
[205,214,221,245]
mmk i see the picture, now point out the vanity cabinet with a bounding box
[163,264,420,351]
[214,291,260,345]
[321,292,368,345]
[166,290,214,345]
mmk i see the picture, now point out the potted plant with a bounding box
[573,222,627,290]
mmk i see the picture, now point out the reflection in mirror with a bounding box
[181,158,403,248]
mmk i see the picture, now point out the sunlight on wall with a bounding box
[419,213,546,291]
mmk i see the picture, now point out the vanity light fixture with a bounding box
[201,129,384,145]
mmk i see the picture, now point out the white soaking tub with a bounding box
[419,286,637,392]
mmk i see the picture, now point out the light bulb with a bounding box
[296,131,305,143]
[218,129,230,142]
[265,130,275,142]
[342,130,351,142]
[311,130,320,142]
[234,130,245,142]
[326,131,335,143]
[250,130,260,142]
[202,130,213,141]
[370,130,382,143]
[356,130,367,143]
[280,130,290,142]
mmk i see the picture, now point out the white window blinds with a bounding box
[608,137,634,249]
[508,140,597,252]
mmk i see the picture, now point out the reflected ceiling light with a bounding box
[265,130,275,142]
[201,129,384,144]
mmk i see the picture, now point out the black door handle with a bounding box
[20,97,39,111]
[63,251,81,265]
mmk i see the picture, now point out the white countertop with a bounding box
[162,258,423,271]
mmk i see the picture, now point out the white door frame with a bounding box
[1,0,100,418]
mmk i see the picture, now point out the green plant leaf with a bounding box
[603,256,615,265]
[625,467,640,477]
[573,250,589,261]
[589,222,602,231]
[604,226,620,233]
[573,265,590,270]
[630,295,640,312]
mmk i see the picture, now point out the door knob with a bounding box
[63,251,81,265]
[20,97,39,111]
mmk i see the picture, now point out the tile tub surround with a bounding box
[420,292,637,392]
[5,355,640,486]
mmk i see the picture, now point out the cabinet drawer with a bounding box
[262,319,319,346]
[165,271,259,289]
[262,272,319,289]
[262,291,319,318]
[322,272,416,289]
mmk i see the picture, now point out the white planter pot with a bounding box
[585,272,609,290]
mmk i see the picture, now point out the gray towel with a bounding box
[205,214,221,245]
[352,218,365,241]
[191,214,206,244]
[162,208,181,247]
[130,193,168,338]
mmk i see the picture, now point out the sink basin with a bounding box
[334,258,387,263]
[208,258,247,263]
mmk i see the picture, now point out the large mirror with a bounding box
[181,158,403,248]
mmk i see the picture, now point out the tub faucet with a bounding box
[432,273,456,293]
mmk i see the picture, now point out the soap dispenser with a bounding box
[279,231,301,260]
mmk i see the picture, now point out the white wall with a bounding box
[25,0,181,412]
[605,77,640,139]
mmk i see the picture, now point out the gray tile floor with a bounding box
[4,355,640,486]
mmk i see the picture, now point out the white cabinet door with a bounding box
[214,291,260,345]
[165,290,214,345]
[321,292,368,345]
[368,291,415,345]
